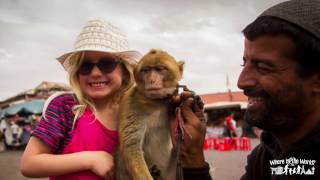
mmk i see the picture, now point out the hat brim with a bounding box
[57,49,142,71]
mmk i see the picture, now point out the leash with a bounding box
[174,85,205,180]
[175,107,184,180]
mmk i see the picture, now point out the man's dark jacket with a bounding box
[241,127,320,180]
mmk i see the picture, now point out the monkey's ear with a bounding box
[178,61,184,74]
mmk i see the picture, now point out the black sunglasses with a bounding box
[78,57,121,75]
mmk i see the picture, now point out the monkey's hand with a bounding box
[170,91,207,168]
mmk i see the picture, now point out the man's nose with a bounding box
[237,65,257,90]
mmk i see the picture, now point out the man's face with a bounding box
[237,35,313,131]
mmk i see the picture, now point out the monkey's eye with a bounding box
[141,67,151,73]
[154,66,167,72]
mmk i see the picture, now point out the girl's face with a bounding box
[78,51,124,101]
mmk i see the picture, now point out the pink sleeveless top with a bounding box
[50,107,119,180]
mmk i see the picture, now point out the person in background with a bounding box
[11,121,21,145]
[224,113,237,137]
[0,128,4,152]
[237,0,320,179]
[232,112,244,137]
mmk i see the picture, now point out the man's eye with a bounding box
[255,62,273,73]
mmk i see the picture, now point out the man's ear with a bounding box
[311,72,320,93]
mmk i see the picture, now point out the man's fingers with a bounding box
[171,95,181,105]
[180,91,194,101]
[181,97,206,125]
[193,95,204,112]
[171,91,193,105]
[182,97,194,107]
[181,98,197,124]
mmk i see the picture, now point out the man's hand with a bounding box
[171,91,207,168]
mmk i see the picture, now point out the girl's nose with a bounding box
[90,65,103,76]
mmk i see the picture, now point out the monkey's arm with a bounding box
[119,112,153,180]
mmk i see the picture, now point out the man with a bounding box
[237,0,320,179]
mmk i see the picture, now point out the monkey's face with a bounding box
[139,65,176,99]
[135,49,184,100]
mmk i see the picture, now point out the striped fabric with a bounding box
[32,94,77,153]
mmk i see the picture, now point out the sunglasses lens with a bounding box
[78,58,120,75]
[78,61,94,75]
[97,58,119,74]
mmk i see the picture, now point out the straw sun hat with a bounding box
[57,20,142,71]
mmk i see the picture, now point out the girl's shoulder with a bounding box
[42,92,78,119]
[33,92,78,152]
[45,91,77,108]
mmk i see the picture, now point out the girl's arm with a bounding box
[20,137,114,178]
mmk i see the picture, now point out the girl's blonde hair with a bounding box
[43,51,135,129]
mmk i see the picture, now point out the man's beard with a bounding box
[243,86,304,132]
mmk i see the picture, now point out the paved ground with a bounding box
[0,149,46,180]
[206,138,260,180]
[0,139,260,180]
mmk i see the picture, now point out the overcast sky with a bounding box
[0,0,286,101]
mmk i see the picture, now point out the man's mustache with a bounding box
[243,88,269,98]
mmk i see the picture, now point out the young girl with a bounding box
[20,20,141,180]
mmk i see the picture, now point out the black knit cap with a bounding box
[259,0,320,40]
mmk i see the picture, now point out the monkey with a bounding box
[115,49,184,180]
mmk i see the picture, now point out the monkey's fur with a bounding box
[115,49,184,180]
